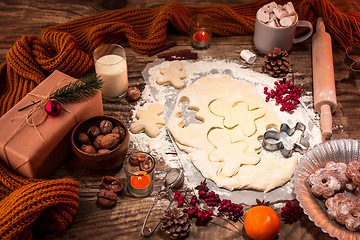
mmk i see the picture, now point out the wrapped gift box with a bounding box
[0,70,103,178]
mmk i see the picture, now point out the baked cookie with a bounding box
[308,162,349,198]
[326,192,360,231]
[309,168,342,198]
[346,161,360,185]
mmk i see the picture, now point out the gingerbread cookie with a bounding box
[325,192,360,231]
[346,161,360,185]
[130,103,166,138]
[157,61,186,89]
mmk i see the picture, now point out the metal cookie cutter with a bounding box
[345,46,360,79]
[262,122,310,158]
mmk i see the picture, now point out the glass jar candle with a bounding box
[123,151,155,197]
[189,15,214,50]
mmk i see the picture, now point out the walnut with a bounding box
[98,149,111,154]
[112,126,126,142]
[100,120,113,134]
[78,132,90,144]
[80,144,97,154]
[93,135,104,149]
[87,126,100,139]
[99,133,120,149]
[126,86,141,102]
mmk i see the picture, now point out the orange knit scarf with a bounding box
[0,0,359,116]
[0,161,79,239]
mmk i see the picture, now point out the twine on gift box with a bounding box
[1,75,100,168]
[2,94,78,168]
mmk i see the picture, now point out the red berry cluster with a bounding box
[198,190,221,206]
[218,199,244,222]
[174,191,185,207]
[263,78,302,113]
[173,180,244,224]
[174,191,214,224]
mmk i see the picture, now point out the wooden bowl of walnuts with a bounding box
[71,115,129,170]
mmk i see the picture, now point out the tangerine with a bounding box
[243,206,281,240]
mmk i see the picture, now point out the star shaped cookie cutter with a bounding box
[345,46,360,79]
[262,122,310,158]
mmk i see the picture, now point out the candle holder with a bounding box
[123,151,155,197]
[189,15,214,50]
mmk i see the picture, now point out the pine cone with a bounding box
[263,47,290,78]
[160,208,191,239]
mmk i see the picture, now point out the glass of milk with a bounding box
[93,44,128,101]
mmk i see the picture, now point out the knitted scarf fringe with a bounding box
[0,0,359,116]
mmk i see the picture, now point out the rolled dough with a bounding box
[167,74,298,192]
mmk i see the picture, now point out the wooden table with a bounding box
[1,0,360,239]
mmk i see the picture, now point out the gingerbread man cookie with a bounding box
[209,100,265,137]
[157,61,186,89]
[207,128,260,177]
[130,103,166,138]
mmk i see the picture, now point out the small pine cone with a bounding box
[263,47,290,78]
[160,208,191,239]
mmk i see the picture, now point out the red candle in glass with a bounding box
[131,171,151,189]
[193,31,209,42]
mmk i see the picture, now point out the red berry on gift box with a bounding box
[45,100,61,116]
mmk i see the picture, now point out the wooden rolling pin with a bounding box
[312,17,337,139]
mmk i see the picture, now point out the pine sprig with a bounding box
[50,74,103,104]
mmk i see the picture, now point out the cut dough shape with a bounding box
[157,60,186,89]
[167,74,298,192]
[130,103,166,138]
[208,128,260,177]
[209,99,265,136]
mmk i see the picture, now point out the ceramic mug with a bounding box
[253,13,313,54]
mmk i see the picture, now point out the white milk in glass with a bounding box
[95,54,128,99]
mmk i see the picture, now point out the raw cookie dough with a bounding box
[157,60,186,89]
[130,103,166,138]
[167,74,298,192]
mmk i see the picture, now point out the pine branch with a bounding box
[50,74,103,104]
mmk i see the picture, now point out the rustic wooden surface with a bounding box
[1,0,360,239]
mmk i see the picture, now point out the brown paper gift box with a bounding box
[0,70,104,178]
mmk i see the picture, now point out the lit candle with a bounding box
[131,171,151,189]
[124,152,155,197]
[193,31,210,42]
[189,15,213,50]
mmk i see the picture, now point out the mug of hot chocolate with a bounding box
[253,1,313,54]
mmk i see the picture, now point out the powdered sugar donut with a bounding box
[325,192,360,231]
[346,161,360,185]
[308,162,349,198]
[309,168,342,198]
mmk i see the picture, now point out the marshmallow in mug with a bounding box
[257,1,297,28]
